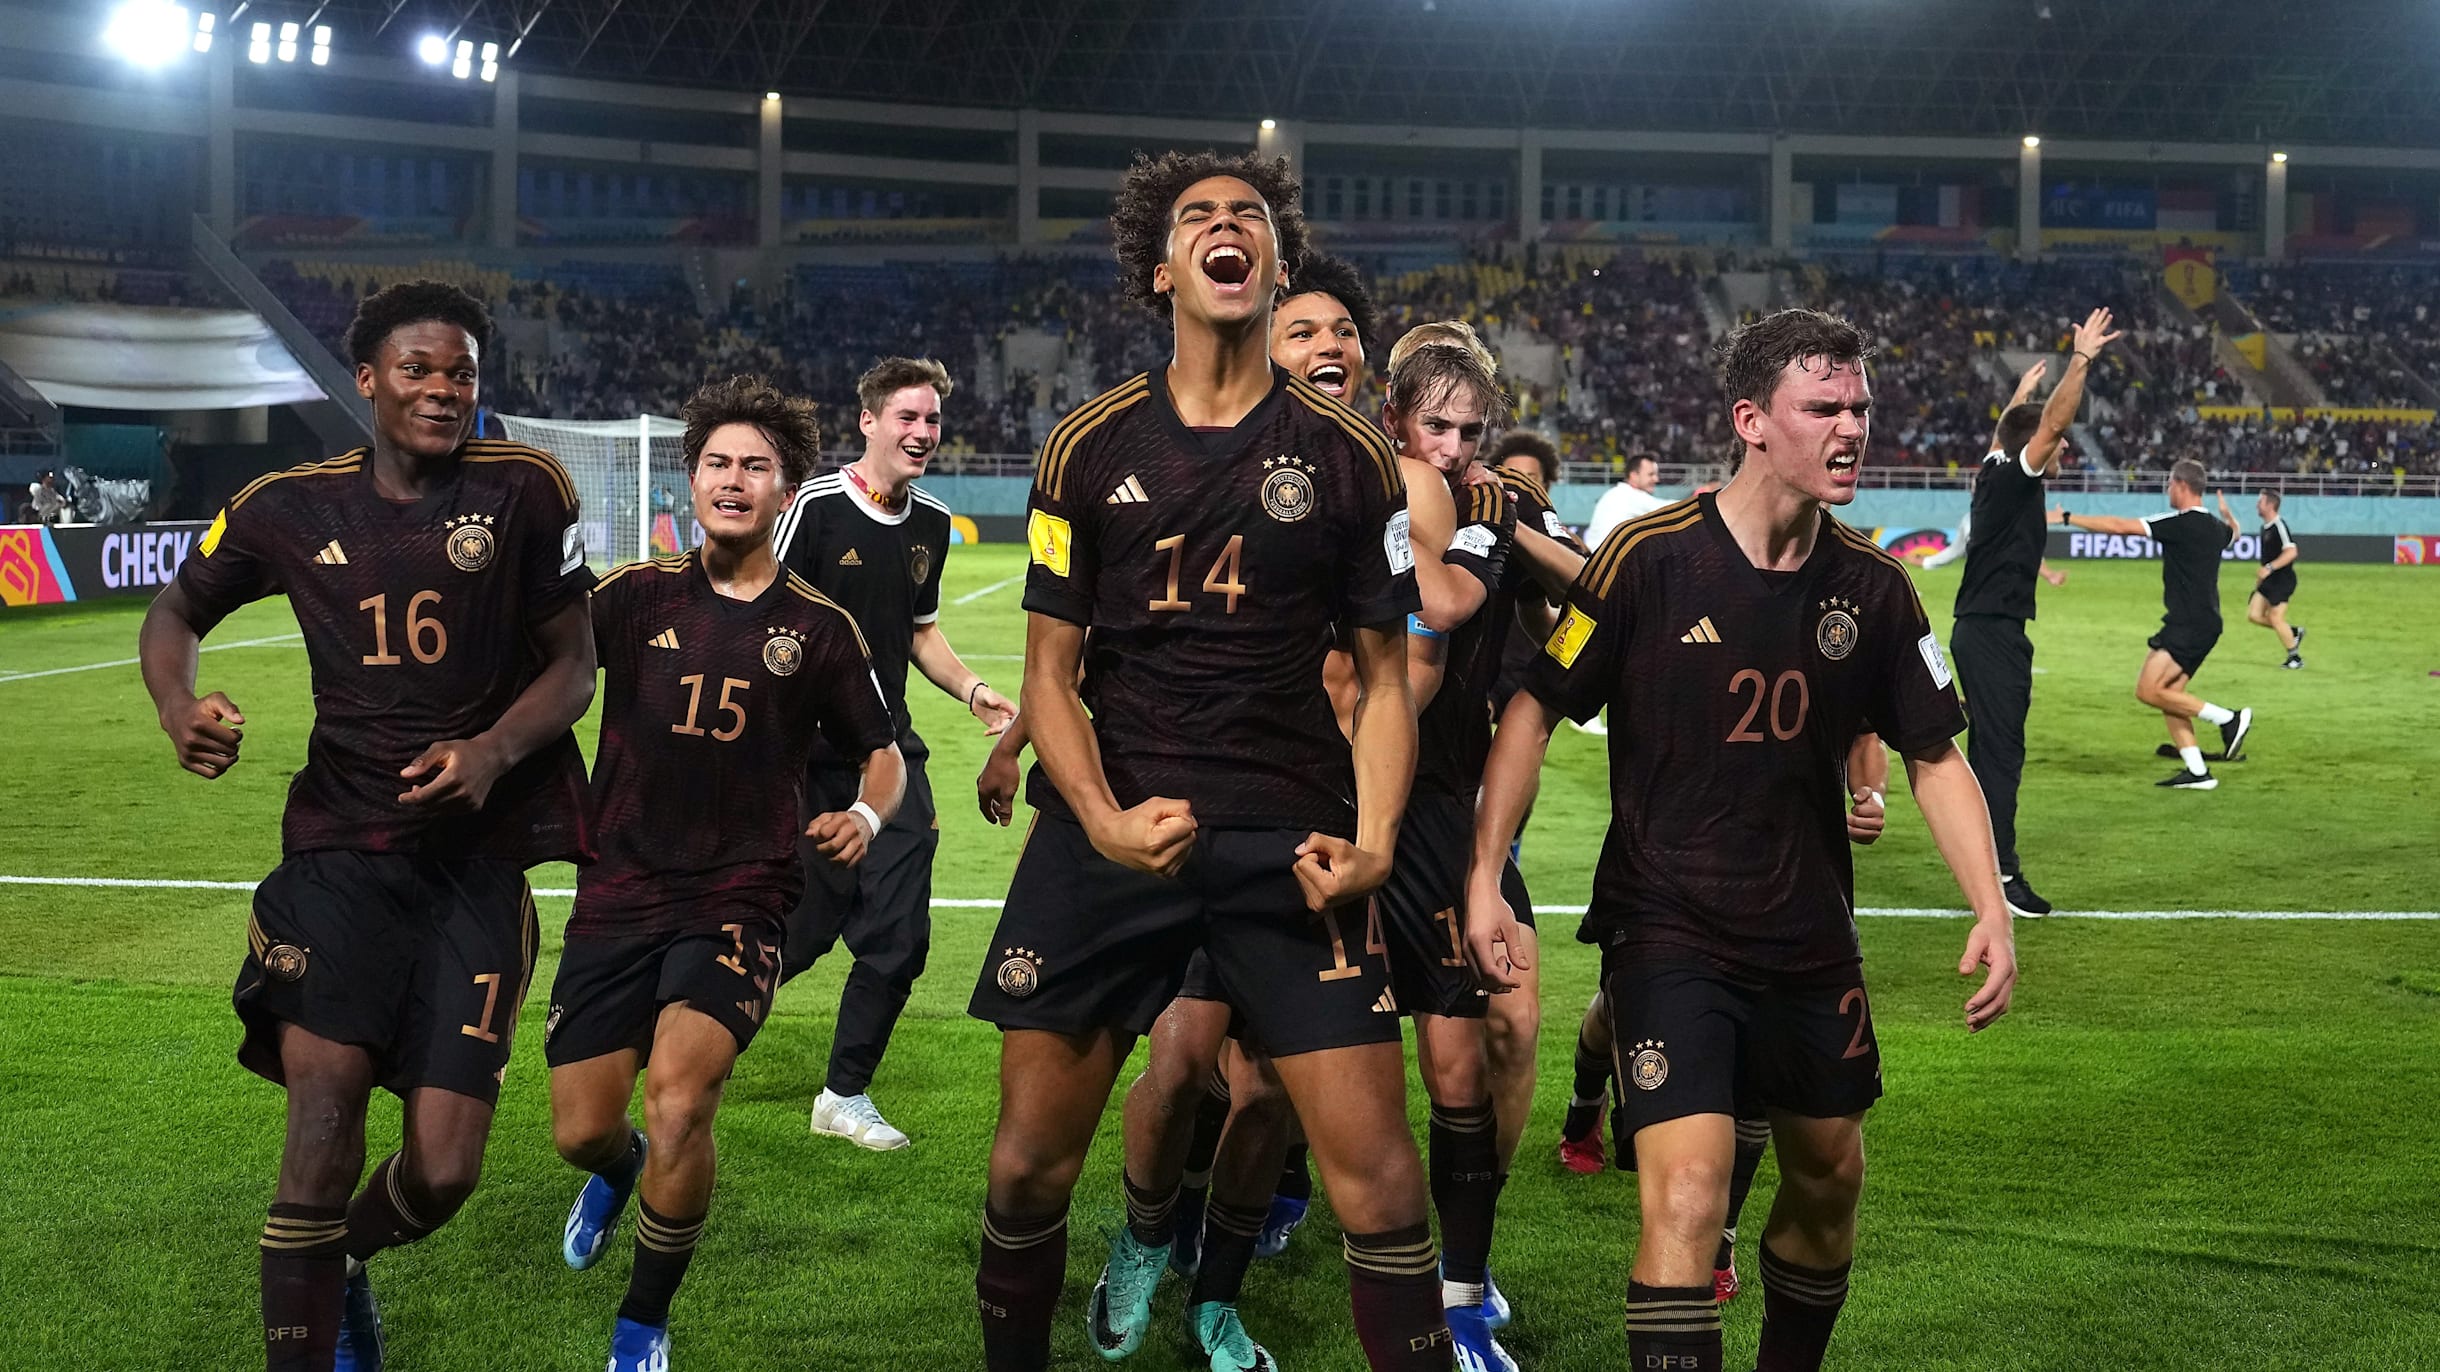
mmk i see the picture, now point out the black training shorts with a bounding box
[2148,625,2219,679]
[969,815,1400,1057]
[1601,947,1882,1137]
[545,916,785,1067]
[237,851,539,1105]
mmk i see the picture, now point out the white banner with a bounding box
[0,304,326,411]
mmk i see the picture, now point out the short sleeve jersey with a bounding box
[1415,477,1519,800]
[1525,492,1966,974]
[173,442,594,863]
[1955,446,2048,620]
[2259,514,2296,570]
[573,552,895,940]
[2141,507,2233,633]
[1022,367,1418,833]
[773,470,953,763]
[1491,467,1588,711]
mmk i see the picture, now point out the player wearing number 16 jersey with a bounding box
[546,376,904,1372]
[1465,309,2018,1372]
[141,281,598,1372]
[969,150,1450,1372]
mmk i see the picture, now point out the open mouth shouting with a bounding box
[1827,447,1860,487]
[1306,362,1350,397]
[1202,243,1254,296]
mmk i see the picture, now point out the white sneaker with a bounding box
[810,1089,909,1150]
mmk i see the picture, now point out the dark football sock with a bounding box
[1570,1039,1611,1105]
[1427,1101,1499,1292]
[1343,1223,1450,1370]
[978,1204,1068,1372]
[1756,1243,1852,1372]
[1276,1140,1312,1203]
[1718,1116,1771,1269]
[616,1198,705,1327]
[1122,1170,1177,1247]
[596,1128,644,1186]
[260,1203,347,1372]
[342,1153,439,1262]
[1189,1198,1266,1307]
[1625,1280,1721,1371]
[1177,1071,1229,1237]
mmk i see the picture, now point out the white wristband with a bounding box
[848,801,882,838]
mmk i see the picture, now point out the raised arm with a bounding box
[2021,308,2123,476]
[1987,359,2047,455]
[1403,459,1487,634]
[2051,506,2148,537]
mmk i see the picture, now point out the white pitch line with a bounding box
[0,633,304,684]
[952,573,1025,606]
[0,877,2428,920]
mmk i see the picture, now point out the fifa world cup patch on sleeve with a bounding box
[1542,509,1567,539]
[199,509,228,557]
[560,522,586,575]
[1450,523,1498,559]
[1027,509,1072,577]
[1918,631,1953,688]
[1546,607,1596,667]
[1384,509,1414,574]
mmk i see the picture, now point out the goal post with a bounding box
[490,413,688,570]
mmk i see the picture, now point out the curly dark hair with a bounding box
[1282,252,1380,353]
[1714,307,1874,410]
[857,356,955,416]
[343,280,494,368]
[680,374,822,488]
[1110,149,1308,320]
[1489,431,1560,481]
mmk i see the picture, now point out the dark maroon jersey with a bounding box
[1414,476,1518,800]
[572,552,895,940]
[173,442,594,863]
[1021,367,1418,833]
[1525,491,1966,973]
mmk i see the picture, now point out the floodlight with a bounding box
[103,1,193,68]
[311,43,328,65]
[765,90,781,101]
[249,20,270,63]
[452,39,472,80]
[481,60,497,82]
[2022,134,2041,149]
[418,33,447,64]
[315,25,330,45]
[481,41,499,62]
[1260,118,1278,131]
[2272,150,2289,164]
[193,9,214,52]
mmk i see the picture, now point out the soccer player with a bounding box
[1466,308,2018,1372]
[1583,451,1668,551]
[968,150,1448,1372]
[1952,308,2121,918]
[2053,460,2254,788]
[1271,252,1377,402]
[546,377,904,1371]
[140,281,597,1372]
[2237,489,2304,667]
[774,356,1015,1150]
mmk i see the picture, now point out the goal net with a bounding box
[491,413,691,571]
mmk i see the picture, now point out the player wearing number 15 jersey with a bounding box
[968,150,1451,1372]
[141,282,598,1372]
[546,376,903,1372]
[1465,309,2017,1372]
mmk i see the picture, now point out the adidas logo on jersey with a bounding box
[648,629,680,650]
[1106,474,1149,505]
[312,540,348,565]
[839,548,862,566]
[1679,617,1722,645]
[1372,987,1399,1014]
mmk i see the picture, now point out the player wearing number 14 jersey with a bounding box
[141,282,599,1372]
[1465,309,2018,1372]
[546,376,903,1372]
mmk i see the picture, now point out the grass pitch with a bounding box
[1,545,2435,1370]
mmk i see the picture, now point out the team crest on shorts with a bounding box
[263,943,308,982]
[1629,1039,1669,1090]
[1260,455,1316,523]
[1816,597,1861,661]
[995,947,1044,998]
[544,1004,564,1043]
[763,628,804,677]
[907,543,933,586]
[443,514,497,572]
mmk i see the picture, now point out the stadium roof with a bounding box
[316,0,2440,147]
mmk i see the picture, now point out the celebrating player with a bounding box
[775,357,1014,1150]
[1953,308,2121,918]
[2053,460,2254,788]
[1467,307,2017,1372]
[968,150,1449,1372]
[546,377,904,1371]
[140,281,597,1372]
[2238,489,2305,668]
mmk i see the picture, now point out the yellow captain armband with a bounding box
[1027,509,1071,577]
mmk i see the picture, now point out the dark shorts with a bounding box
[969,816,1401,1057]
[2148,626,2219,679]
[2256,570,2297,607]
[1600,948,1882,1136]
[545,916,786,1067]
[237,851,540,1105]
[1500,855,1537,933]
[1379,790,1485,1019]
[783,758,937,985]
